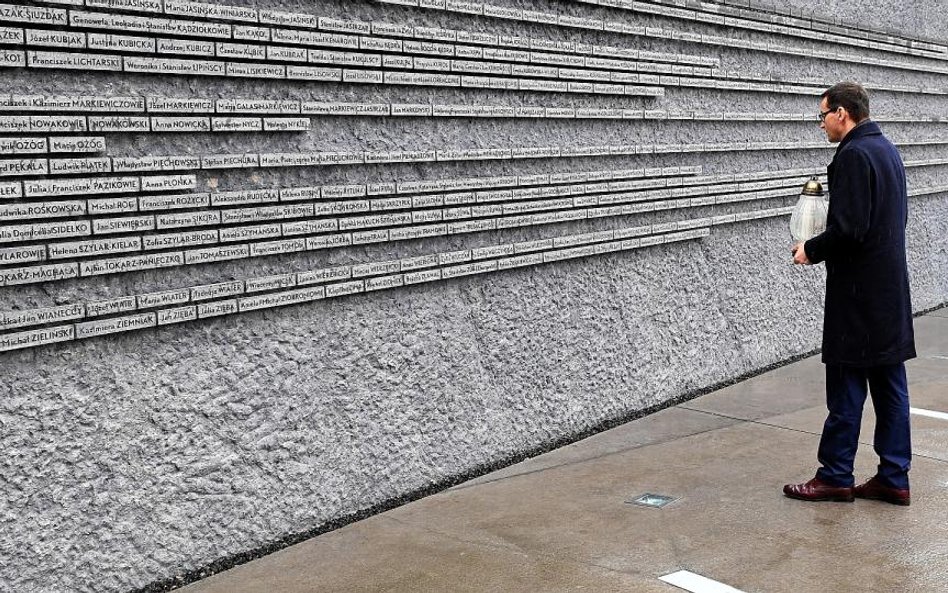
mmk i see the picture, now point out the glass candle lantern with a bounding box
[789,178,829,243]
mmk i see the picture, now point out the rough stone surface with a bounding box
[0,0,946,592]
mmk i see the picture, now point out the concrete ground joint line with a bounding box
[679,406,948,464]
[451,320,948,489]
[381,514,652,580]
[380,514,522,555]
[448,423,743,492]
[675,405,818,433]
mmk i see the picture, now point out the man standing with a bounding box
[784,82,916,505]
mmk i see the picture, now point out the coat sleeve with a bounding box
[804,148,873,264]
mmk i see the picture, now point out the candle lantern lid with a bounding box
[802,178,824,196]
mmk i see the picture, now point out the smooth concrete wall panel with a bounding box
[0,0,946,590]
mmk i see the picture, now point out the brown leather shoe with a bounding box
[783,478,854,502]
[853,476,911,506]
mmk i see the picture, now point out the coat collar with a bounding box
[836,119,880,153]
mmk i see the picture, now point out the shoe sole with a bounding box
[784,492,855,502]
[854,494,910,506]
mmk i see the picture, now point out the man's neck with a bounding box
[840,118,871,142]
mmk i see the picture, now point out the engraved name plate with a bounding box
[343,69,384,84]
[138,192,209,211]
[286,65,342,81]
[352,259,401,278]
[367,183,396,196]
[279,185,320,202]
[85,296,137,318]
[217,98,301,114]
[309,49,381,68]
[79,246,179,276]
[87,33,155,53]
[156,305,197,325]
[0,27,23,46]
[0,244,45,265]
[389,223,445,241]
[0,262,79,286]
[86,0,161,12]
[147,97,214,113]
[197,299,238,319]
[137,288,191,309]
[125,56,225,76]
[0,303,83,331]
[141,175,197,192]
[227,63,286,79]
[392,103,432,116]
[0,116,29,134]
[360,36,402,52]
[211,188,278,206]
[155,210,220,229]
[441,260,497,279]
[238,286,325,311]
[325,280,364,298]
[183,244,249,265]
[219,223,281,242]
[0,158,48,177]
[211,117,262,132]
[472,244,514,259]
[0,200,85,220]
[75,312,155,339]
[249,237,305,257]
[48,137,106,153]
[382,55,413,69]
[151,116,211,132]
[28,51,121,71]
[216,42,265,60]
[0,50,25,68]
[234,25,271,42]
[259,9,319,28]
[403,268,442,285]
[497,252,543,270]
[201,154,260,169]
[296,266,352,285]
[245,273,296,293]
[49,157,111,175]
[88,116,150,133]
[351,229,388,244]
[0,219,90,242]
[265,45,307,62]
[142,230,218,251]
[191,280,244,301]
[25,29,86,49]
[0,3,68,25]
[365,274,404,291]
[165,0,256,22]
[0,325,74,352]
[283,219,338,236]
[84,196,137,217]
[91,215,154,235]
[263,117,310,131]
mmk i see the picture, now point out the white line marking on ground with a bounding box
[911,407,948,421]
[659,570,747,593]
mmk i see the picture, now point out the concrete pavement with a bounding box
[179,307,948,593]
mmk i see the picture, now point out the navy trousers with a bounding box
[815,363,912,489]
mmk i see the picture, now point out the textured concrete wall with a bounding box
[1,0,947,591]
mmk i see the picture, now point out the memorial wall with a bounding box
[0,0,946,590]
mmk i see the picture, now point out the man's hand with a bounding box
[792,242,811,265]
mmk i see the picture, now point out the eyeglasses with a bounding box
[818,107,838,122]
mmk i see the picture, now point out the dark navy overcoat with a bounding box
[804,120,916,367]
